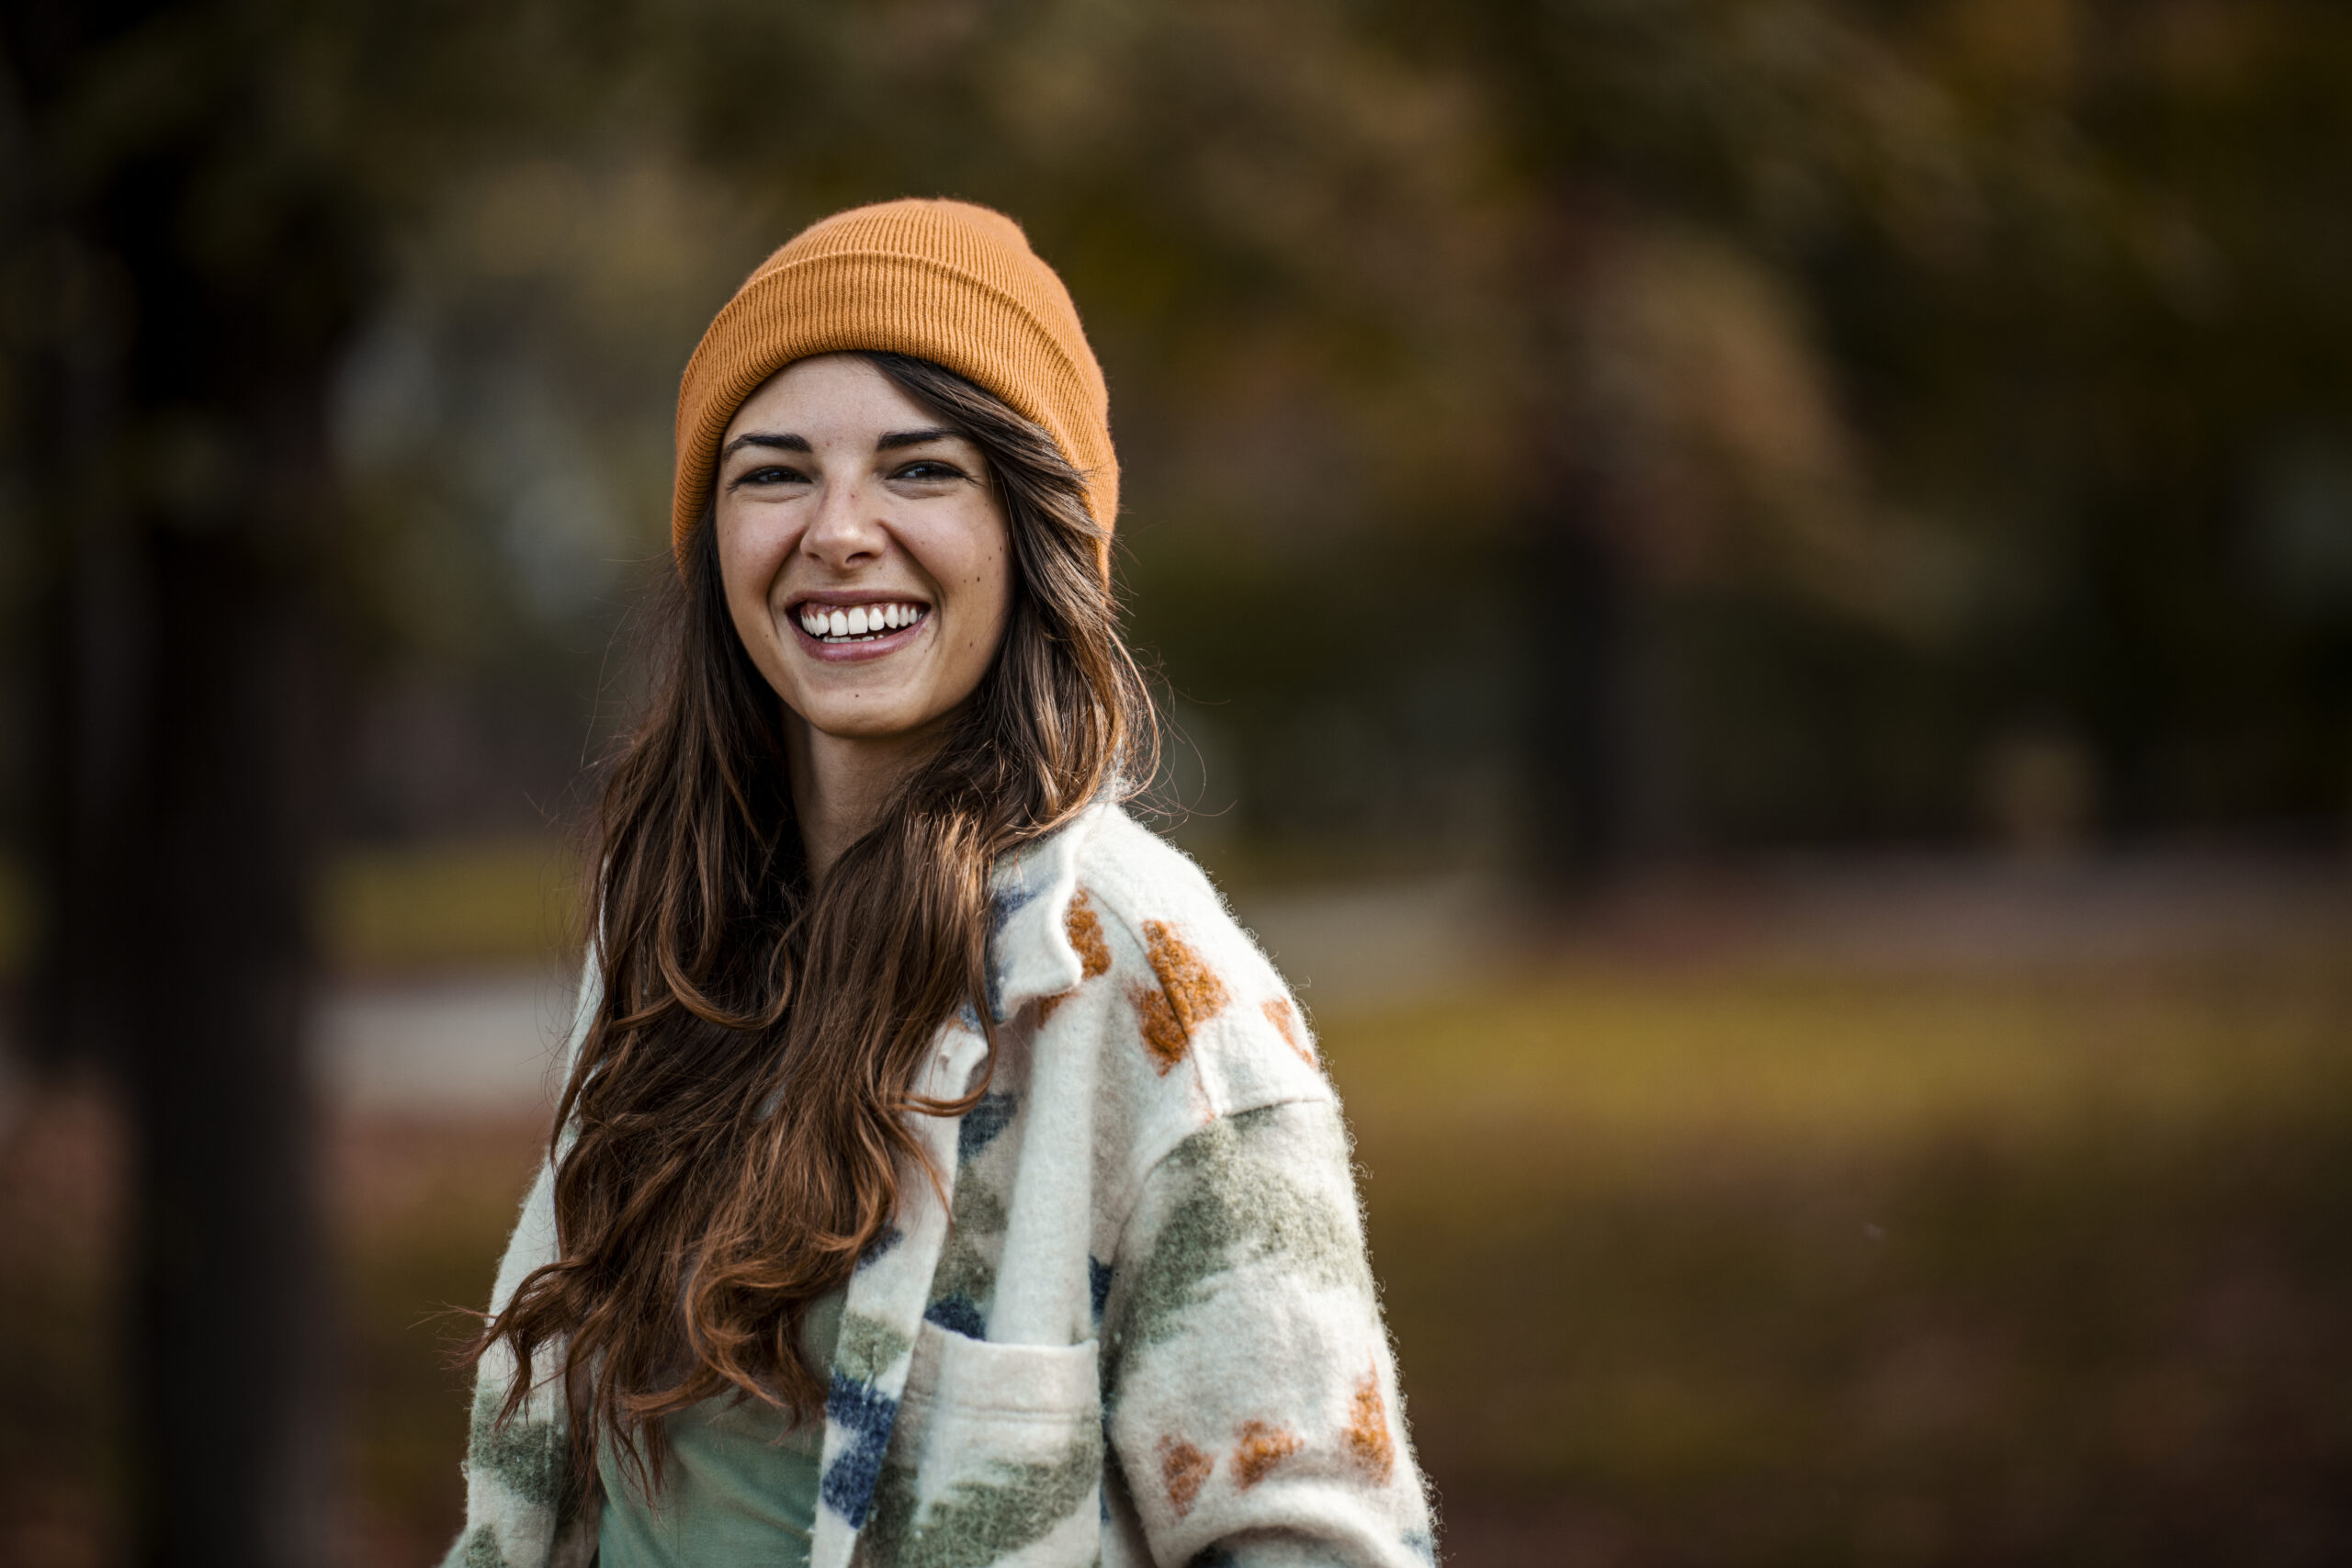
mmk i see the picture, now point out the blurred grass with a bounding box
[5,942,2349,1564]
[322,838,582,975]
[1329,960,2352,1563]
[335,1112,549,1564]
[1328,958,2352,1155]
[0,1089,124,1568]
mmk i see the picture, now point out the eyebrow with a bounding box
[876,427,960,452]
[719,432,811,457]
[719,427,963,461]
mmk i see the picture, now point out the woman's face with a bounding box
[714,355,1013,746]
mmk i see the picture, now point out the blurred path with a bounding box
[1232,875,1504,1013]
[1584,850,2352,972]
[307,875,1506,1112]
[6,851,2346,1122]
[321,974,579,1113]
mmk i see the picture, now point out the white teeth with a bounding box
[802,602,923,640]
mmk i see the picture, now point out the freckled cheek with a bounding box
[718,507,800,581]
[715,529,762,604]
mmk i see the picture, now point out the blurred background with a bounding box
[4,0,2351,1562]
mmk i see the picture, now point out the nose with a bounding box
[799,471,888,570]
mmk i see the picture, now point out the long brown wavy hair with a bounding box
[467,352,1153,1490]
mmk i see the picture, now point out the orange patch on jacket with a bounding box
[1146,920,1227,1028]
[1067,892,1113,978]
[1231,1419,1302,1489]
[1263,998,1316,1067]
[1126,919,1229,1075]
[1343,1371,1395,1483]
[1129,919,1228,1076]
[1133,985,1187,1072]
[1158,1436,1213,1517]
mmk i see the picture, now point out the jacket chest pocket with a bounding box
[858,1321,1104,1568]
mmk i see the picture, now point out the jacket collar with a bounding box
[983,803,1105,1024]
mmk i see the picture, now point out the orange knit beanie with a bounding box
[671,197,1116,566]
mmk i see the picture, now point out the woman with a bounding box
[447,198,1434,1568]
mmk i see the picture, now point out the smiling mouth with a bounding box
[794,600,930,644]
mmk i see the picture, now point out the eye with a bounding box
[733,463,810,489]
[891,458,968,483]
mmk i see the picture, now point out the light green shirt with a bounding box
[596,1288,845,1568]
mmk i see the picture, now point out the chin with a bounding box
[801,704,939,743]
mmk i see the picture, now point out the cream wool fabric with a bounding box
[444,806,1436,1568]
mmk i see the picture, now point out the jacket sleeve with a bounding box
[1101,1096,1437,1568]
[439,960,604,1568]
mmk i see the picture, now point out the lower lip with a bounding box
[792,612,930,663]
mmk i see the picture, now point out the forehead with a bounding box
[722,354,952,445]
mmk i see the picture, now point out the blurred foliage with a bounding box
[12,0,2342,862]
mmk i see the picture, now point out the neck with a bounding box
[783,710,942,884]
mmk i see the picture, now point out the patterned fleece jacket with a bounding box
[444,803,1437,1568]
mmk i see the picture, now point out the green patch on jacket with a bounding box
[1106,1102,1370,1394]
[459,1523,508,1568]
[933,1171,1010,1307]
[860,1425,1102,1568]
[838,1310,917,1385]
[468,1384,569,1511]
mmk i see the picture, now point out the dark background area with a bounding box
[2,2,2349,1564]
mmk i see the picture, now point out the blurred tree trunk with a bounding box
[1518,208,1681,891]
[1519,472,1679,887]
[4,2,363,1562]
